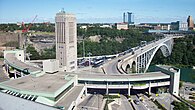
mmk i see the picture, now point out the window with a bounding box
[70,66,75,70]
[70,61,75,65]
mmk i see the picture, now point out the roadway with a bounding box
[102,36,173,74]
[152,93,179,110]
[78,94,103,110]
[117,95,133,110]
[141,94,159,110]
[131,95,148,110]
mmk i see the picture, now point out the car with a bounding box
[134,99,140,105]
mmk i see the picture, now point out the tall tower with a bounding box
[187,16,194,30]
[127,12,132,24]
[55,10,77,72]
[123,12,126,23]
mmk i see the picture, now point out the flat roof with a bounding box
[0,72,74,96]
[74,72,170,81]
[0,92,58,110]
[56,85,84,109]
[5,53,41,73]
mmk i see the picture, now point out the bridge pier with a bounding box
[106,82,109,95]
[21,72,24,77]
[128,82,131,96]
[14,70,17,79]
[84,82,87,96]
[148,81,151,95]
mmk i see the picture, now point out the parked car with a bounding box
[134,99,140,105]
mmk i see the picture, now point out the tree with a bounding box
[172,101,189,110]
[179,81,183,89]
[26,45,40,60]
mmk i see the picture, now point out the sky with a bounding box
[0,0,195,24]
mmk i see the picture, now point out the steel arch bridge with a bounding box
[118,36,179,74]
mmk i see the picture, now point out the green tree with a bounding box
[26,45,40,60]
[172,101,189,110]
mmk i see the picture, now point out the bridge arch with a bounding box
[132,61,136,73]
[125,64,131,74]
[144,41,173,73]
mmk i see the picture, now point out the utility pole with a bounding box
[82,36,85,58]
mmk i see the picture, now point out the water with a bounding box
[148,65,195,83]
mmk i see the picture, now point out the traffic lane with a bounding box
[141,94,159,110]
[118,95,133,110]
[153,93,175,110]
[78,94,103,109]
[131,95,148,110]
[104,59,120,74]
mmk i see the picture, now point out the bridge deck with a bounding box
[74,72,170,81]
[5,53,41,73]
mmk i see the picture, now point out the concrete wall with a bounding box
[155,65,180,96]
[4,50,25,62]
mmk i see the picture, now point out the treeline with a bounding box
[0,23,55,32]
[78,26,148,39]
[77,27,162,57]
[26,45,56,60]
[152,35,195,67]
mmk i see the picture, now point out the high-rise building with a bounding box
[127,12,134,24]
[55,10,77,72]
[123,12,126,23]
[187,16,194,30]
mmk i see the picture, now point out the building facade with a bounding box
[116,23,128,30]
[187,16,194,30]
[55,11,77,72]
[171,21,188,31]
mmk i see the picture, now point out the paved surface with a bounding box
[153,93,178,110]
[104,58,120,74]
[5,53,41,73]
[75,72,170,81]
[56,85,84,109]
[78,94,103,110]
[141,94,159,110]
[0,72,72,93]
[180,82,195,100]
[117,95,133,110]
[0,60,9,82]
[131,95,148,110]
[0,92,58,110]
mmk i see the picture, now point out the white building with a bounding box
[116,23,128,30]
[179,22,188,31]
[55,10,77,72]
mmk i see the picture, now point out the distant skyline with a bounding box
[0,0,195,24]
